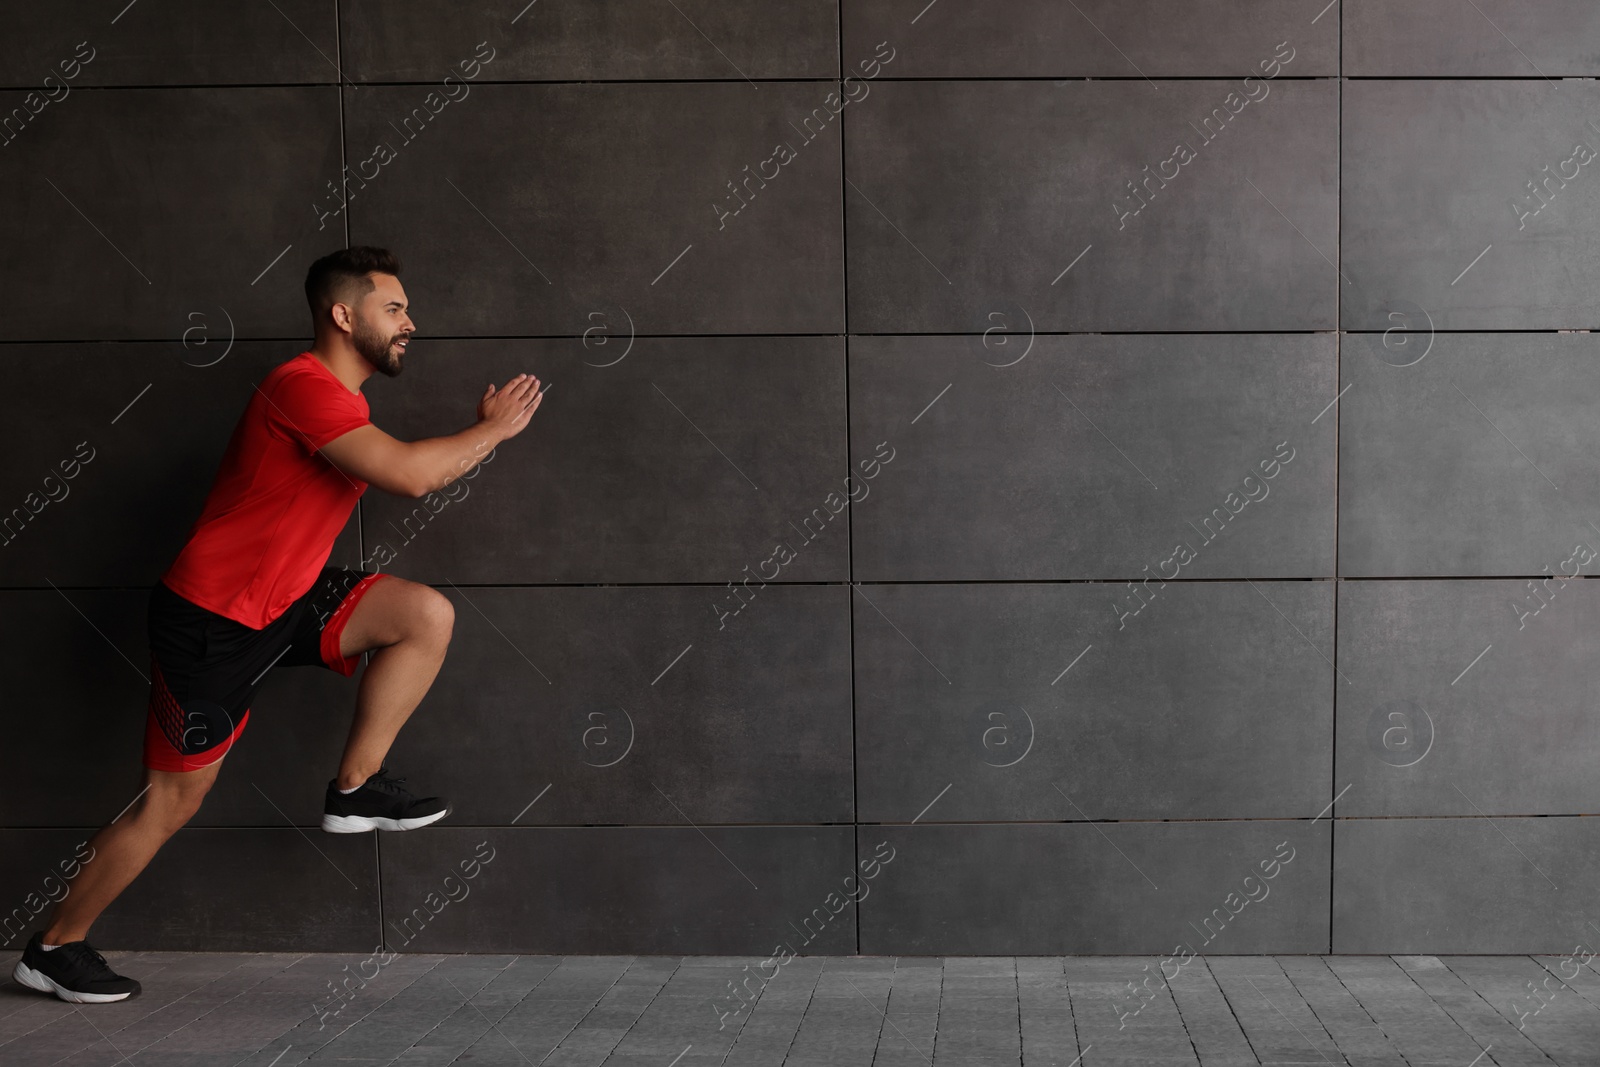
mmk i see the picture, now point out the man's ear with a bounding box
[330,301,355,333]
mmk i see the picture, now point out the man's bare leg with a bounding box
[41,577,454,937]
[42,762,222,945]
[331,576,455,790]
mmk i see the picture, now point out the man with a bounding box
[11,247,543,1004]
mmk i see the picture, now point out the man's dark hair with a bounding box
[305,246,402,319]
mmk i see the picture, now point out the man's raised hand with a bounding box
[478,373,543,440]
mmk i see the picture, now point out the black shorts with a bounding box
[143,567,390,772]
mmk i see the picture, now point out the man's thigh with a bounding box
[143,760,224,800]
[273,568,392,676]
[332,573,451,660]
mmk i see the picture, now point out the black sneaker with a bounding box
[321,766,450,833]
[12,932,141,1003]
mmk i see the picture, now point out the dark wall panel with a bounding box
[380,826,856,954]
[0,88,342,341]
[1346,0,1600,76]
[853,582,1333,823]
[0,2,338,87]
[1343,80,1600,330]
[849,333,1336,581]
[342,0,839,82]
[1338,333,1600,577]
[860,822,1331,955]
[342,82,844,336]
[844,80,1339,332]
[1336,580,1600,819]
[0,590,150,827]
[844,0,1338,78]
[1334,818,1600,953]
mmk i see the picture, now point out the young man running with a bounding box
[11,247,543,1004]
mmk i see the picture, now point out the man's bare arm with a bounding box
[319,373,543,498]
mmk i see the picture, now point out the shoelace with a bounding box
[58,941,113,975]
[365,771,408,795]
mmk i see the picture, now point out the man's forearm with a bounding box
[405,422,503,496]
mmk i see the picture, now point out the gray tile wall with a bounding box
[1,0,1594,955]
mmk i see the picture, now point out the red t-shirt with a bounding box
[161,352,371,629]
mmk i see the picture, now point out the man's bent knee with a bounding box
[413,587,454,644]
[341,578,454,655]
[143,766,219,828]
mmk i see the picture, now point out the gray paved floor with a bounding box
[1,953,1596,1066]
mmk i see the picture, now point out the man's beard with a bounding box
[353,318,407,377]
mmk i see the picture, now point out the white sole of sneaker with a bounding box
[320,808,450,833]
[12,960,133,1004]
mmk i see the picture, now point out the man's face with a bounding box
[346,272,414,377]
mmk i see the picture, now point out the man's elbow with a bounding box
[365,466,430,499]
[388,450,432,499]
[397,474,432,500]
